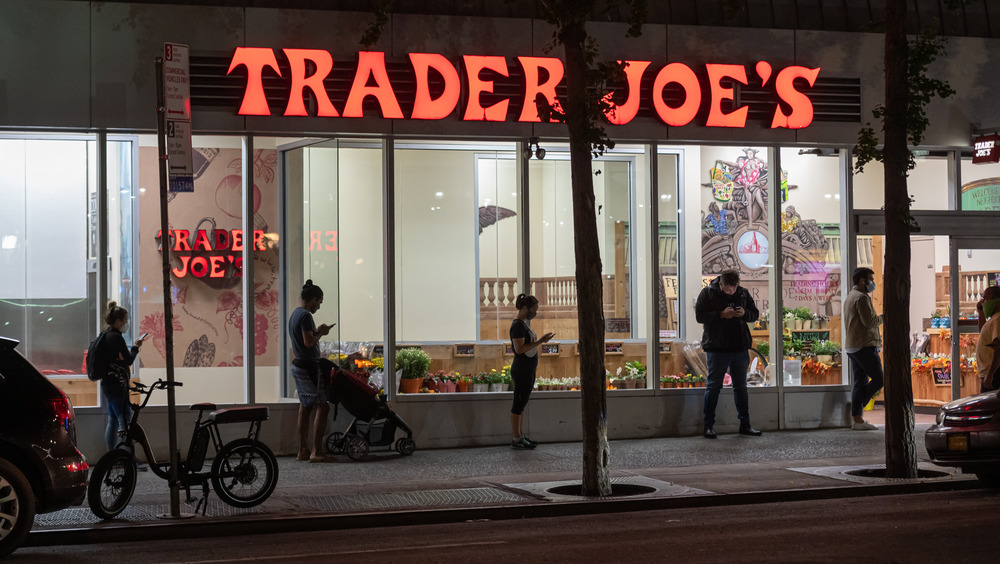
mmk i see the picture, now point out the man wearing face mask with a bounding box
[844,267,884,430]
[975,285,1000,393]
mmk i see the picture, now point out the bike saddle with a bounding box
[209,406,269,423]
[190,403,217,411]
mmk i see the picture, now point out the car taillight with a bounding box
[66,460,89,472]
[49,392,74,431]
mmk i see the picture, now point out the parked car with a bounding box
[925,388,1000,487]
[0,337,89,558]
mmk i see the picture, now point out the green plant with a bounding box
[756,342,770,358]
[793,307,813,321]
[623,360,645,378]
[500,365,512,385]
[395,347,431,380]
[812,340,841,356]
[931,309,942,319]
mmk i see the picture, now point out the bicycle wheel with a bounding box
[211,439,278,509]
[87,448,137,520]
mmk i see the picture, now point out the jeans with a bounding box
[847,347,884,417]
[102,382,131,452]
[704,350,751,429]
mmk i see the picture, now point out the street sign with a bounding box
[164,42,193,192]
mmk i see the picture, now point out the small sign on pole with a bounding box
[164,42,194,192]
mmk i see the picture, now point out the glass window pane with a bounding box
[0,136,98,406]
[695,146,772,388]
[136,135,246,405]
[960,156,1000,211]
[854,153,950,210]
[779,147,843,386]
[656,151,683,386]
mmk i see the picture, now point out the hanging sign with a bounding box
[164,42,194,192]
[973,134,1000,164]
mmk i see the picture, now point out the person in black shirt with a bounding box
[695,269,762,439]
[289,280,333,462]
[509,293,554,449]
[97,301,144,451]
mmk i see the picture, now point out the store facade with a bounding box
[3,1,1000,459]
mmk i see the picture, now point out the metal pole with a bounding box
[646,144,660,390]
[243,135,256,405]
[383,138,396,400]
[154,57,181,518]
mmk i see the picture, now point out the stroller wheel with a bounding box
[325,432,345,455]
[395,438,416,456]
[346,436,369,461]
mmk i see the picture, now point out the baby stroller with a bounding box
[321,359,416,461]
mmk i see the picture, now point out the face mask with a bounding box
[528,311,537,320]
[984,298,1000,319]
[120,321,130,334]
[866,281,876,293]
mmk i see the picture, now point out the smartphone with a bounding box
[137,332,149,341]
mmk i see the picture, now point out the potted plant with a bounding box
[472,372,489,393]
[795,307,814,330]
[691,374,706,388]
[624,360,646,389]
[396,347,431,394]
[812,340,840,363]
[456,374,471,393]
[488,369,507,392]
[756,341,770,359]
[611,367,627,389]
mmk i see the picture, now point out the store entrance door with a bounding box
[947,238,1000,401]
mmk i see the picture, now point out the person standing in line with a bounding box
[289,280,333,462]
[975,285,1000,393]
[98,301,144,452]
[509,293,554,450]
[695,269,762,439]
[843,267,884,430]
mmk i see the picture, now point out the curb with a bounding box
[27,477,983,547]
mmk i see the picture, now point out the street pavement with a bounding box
[27,409,981,548]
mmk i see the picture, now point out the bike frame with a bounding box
[117,382,265,485]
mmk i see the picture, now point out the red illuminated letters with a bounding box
[771,66,821,129]
[158,228,270,279]
[652,63,701,127]
[603,60,651,125]
[283,49,339,117]
[227,48,821,129]
[227,47,281,116]
[343,52,403,119]
[517,57,565,122]
[705,64,749,128]
[463,55,509,121]
[409,53,461,119]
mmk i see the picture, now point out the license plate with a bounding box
[947,434,969,451]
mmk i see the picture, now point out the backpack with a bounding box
[86,330,108,381]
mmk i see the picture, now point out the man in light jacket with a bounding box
[843,267,883,430]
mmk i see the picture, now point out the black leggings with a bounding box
[510,356,538,415]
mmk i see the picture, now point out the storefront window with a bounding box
[282,139,384,399]
[136,135,251,405]
[854,153,951,210]
[960,154,1000,211]
[776,148,844,386]
[394,141,516,393]
[656,150,682,386]
[0,135,98,406]
[694,146,772,388]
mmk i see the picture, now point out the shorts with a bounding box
[292,363,326,407]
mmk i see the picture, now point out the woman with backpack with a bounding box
[96,301,144,452]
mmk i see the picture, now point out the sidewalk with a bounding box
[28,413,975,547]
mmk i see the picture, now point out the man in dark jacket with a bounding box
[695,269,762,439]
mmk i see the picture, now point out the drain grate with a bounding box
[291,487,526,512]
[34,500,266,527]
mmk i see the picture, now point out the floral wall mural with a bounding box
[137,146,280,370]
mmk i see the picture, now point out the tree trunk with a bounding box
[562,20,611,497]
[881,0,918,479]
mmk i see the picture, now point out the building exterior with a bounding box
[3,0,1000,459]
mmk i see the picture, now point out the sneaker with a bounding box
[521,436,538,448]
[852,420,878,430]
[511,438,530,450]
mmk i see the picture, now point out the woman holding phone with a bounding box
[509,293,554,449]
[98,301,144,452]
[289,280,333,462]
